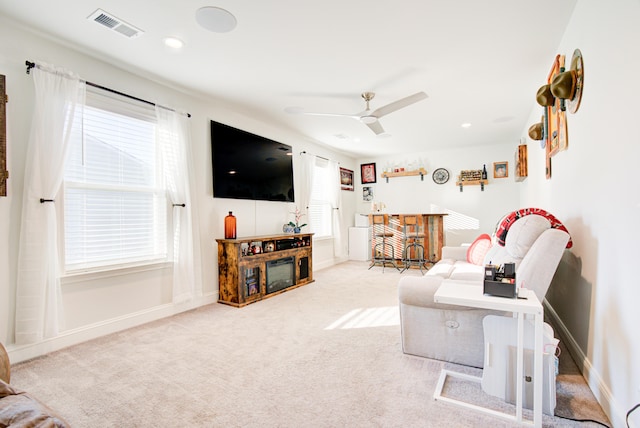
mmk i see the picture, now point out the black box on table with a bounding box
[483,263,516,298]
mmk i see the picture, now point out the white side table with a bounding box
[433,281,543,428]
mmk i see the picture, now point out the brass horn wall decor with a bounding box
[528,116,544,142]
[528,49,584,179]
[550,49,584,114]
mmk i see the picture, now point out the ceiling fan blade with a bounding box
[370,92,428,118]
[366,120,386,135]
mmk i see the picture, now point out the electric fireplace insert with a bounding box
[266,256,295,294]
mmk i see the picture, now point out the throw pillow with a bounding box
[466,233,492,265]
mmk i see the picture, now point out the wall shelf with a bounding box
[381,168,427,183]
[456,179,488,192]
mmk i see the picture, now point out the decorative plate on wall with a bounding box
[432,168,450,184]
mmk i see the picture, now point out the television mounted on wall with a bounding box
[211,120,295,202]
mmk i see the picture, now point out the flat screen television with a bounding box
[211,120,295,202]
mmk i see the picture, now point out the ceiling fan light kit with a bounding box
[360,115,377,124]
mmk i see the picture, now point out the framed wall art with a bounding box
[363,186,373,201]
[360,162,377,184]
[340,167,354,191]
[493,161,508,178]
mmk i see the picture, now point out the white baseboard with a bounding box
[314,257,348,271]
[6,259,343,364]
[543,300,627,427]
[7,293,217,364]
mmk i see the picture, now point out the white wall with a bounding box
[0,17,356,360]
[519,1,640,426]
[357,142,523,246]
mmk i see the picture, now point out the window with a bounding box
[308,158,332,238]
[63,87,167,272]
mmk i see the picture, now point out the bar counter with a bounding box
[368,213,447,263]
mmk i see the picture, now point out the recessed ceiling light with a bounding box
[461,123,472,128]
[163,37,184,49]
[196,7,237,33]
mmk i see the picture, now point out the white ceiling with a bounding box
[0,1,577,157]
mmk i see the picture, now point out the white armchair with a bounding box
[398,214,570,368]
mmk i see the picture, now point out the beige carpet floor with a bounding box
[10,261,610,427]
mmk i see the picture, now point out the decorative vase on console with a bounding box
[288,206,307,234]
[283,223,294,233]
[224,211,236,239]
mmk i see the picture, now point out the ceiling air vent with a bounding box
[88,9,144,38]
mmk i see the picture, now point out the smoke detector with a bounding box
[88,9,144,38]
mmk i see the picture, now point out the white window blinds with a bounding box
[63,87,167,271]
[308,158,332,238]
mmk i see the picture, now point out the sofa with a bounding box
[0,342,70,427]
[398,213,571,368]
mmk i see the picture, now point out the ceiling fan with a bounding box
[288,91,428,135]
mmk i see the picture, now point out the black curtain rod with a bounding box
[25,61,191,118]
[300,150,340,164]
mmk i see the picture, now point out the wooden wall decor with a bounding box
[515,144,528,182]
[546,55,568,158]
[0,74,7,196]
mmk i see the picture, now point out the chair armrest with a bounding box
[398,275,478,311]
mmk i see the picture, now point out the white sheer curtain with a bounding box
[299,153,316,222]
[156,107,202,303]
[15,63,85,344]
[328,160,344,257]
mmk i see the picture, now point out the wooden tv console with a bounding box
[216,233,313,307]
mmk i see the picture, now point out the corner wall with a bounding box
[520,1,640,425]
[357,142,522,246]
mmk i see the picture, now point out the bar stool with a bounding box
[400,214,427,274]
[368,214,401,272]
